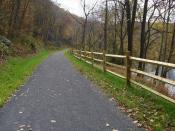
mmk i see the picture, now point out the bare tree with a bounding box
[81,0,98,50]
[8,0,21,38]
[115,0,127,56]
[104,0,108,51]
[138,0,149,70]
[125,0,138,54]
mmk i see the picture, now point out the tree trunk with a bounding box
[104,0,108,51]
[112,2,117,63]
[125,0,137,54]
[125,0,132,53]
[82,16,87,50]
[18,0,30,32]
[161,0,171,78]
[138,0,148,71]
[167,23,175,62]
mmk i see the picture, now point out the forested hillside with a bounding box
[0,0,78,59]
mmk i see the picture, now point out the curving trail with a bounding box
[0,51,144,131]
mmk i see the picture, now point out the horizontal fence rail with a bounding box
[106,62,126,69]
[131,69,175,86]
[131,57,175,68]
[71,49,175,104]
[93,52,103,55]
[106,54,126,59]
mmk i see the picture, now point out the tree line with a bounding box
[73,0,175,77]
[0,0,77,46]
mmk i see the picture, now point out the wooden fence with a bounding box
[71,49,175,104]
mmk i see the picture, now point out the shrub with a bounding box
[19,35,39,53]
[0,35,11,47]
[0,42,9,59]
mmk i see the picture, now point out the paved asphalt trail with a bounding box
[0,51,144,131]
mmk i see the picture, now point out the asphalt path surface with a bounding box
[0,51,144,131]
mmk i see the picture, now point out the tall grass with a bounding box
[0,50,51,107]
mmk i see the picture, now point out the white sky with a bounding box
[52,0,83,17]
[52,0,100,17]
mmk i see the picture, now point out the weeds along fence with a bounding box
[71,49,175,104]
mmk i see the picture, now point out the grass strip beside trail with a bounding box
[0,50,52,107]
[65,51,175,131]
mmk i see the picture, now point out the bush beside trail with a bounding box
[0,34,48,61]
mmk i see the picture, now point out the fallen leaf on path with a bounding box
[51,120,56,123]
[19,125,25,128]
[106,123,110,127]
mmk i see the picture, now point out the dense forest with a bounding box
[73,0,175,78]
[0,0,78,58]
[1,0,175,77]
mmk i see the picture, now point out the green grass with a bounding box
[65,51,175,131]
[0,50,52,107]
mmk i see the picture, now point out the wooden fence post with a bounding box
[126,51,131,86]
[103,50,106,72]
[91,50,94,67]
[70,48,73,54]
[72,49,74,55]
[80,50,82,60]
[84,51,86,60]
[71,49,73,54]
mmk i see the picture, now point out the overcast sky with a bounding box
[52,0,83,16]
[52,0,100,17]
